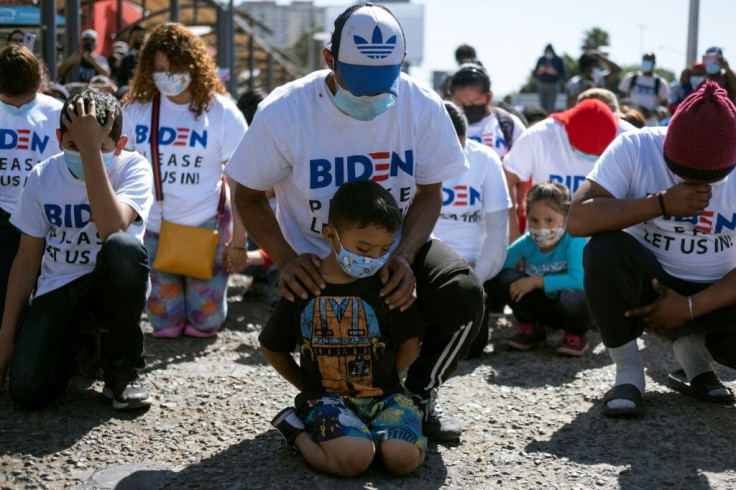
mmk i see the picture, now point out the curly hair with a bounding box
[125,23,226,117]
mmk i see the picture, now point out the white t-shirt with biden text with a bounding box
[466,110,525,160]
[433,139,511,263]
[0,94,63,215]
[123,93,247,232]
[11,151,153,297]
[225,70,467,259]
[503,117,630,196]
[587,127,736,282]
[618,72,669,112]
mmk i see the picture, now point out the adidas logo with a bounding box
[353,26,397,60]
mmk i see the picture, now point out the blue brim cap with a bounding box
[337,60,400,97]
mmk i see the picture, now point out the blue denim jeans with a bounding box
[9,232,150,409]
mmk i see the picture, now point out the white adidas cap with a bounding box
[333,3,406,97]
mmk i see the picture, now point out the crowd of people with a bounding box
[1,2,735,479]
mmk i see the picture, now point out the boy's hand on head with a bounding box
[62,98,115,153]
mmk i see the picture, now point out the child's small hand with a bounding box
[509,277,538,302]
[61,98,114,153]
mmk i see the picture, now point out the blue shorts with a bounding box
[298,393,427,452]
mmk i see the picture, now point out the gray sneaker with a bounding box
[271,407,305,447]
[411,389,463,441]
[102,369,151,410]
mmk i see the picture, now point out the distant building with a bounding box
[239,1,325,51]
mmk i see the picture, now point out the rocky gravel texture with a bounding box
[1,274,735,489]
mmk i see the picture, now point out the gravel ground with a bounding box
[1,274,735,489]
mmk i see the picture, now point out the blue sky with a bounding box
[303,0,736,96]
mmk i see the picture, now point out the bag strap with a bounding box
[493,107,516,151]
[150,93,163,203]
[150,93,227,223]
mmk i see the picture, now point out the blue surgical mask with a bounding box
[689,75,704,88]
[705,61,721,75]
[572,147,599,163]
[641,60,654,73]
[333,231,389,279]
[0,97,37,117]
[332,83,395,121]
[64,149,116,180]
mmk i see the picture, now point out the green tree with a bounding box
[582,27,610,51]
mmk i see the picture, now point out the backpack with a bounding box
[628,74,661,98]
[492,106,517,151]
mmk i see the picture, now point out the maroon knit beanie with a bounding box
[551,99,617,156]
[663,81,736,183]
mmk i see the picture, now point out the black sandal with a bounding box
[601,383,644,418]
[667,370,735,404]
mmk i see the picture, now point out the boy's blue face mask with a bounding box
[333,231,390,279]
[64,149,116,180]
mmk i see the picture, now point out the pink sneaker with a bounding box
[184,323,220,338]
[151,322,185,338]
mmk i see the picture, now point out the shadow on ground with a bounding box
[113,432,449,490]
[526,393,736,488]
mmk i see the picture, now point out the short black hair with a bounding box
[444,101,467,138]
[329,2,404,60]
[579,52,598,72]
[454,44,476,64]
[59,89,123,143]
[237,89,267,125]
[7,30,23,42]
[0,44,41,96]
[522,105,547,125]
[449,63,491,93]
[329,180,401,234]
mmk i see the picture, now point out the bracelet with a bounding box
[687,296,694,321]
[228,243,247,251]
[657,192,668,216]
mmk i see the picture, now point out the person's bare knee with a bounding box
[318,436,375,477]
[380,439,424,476]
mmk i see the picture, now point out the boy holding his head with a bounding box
[0,88,153,410]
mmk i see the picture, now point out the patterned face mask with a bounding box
[332,231,390,278]
[153,71,191,97]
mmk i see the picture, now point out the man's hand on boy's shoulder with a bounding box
[62,98,115,152]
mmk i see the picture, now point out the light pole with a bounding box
[686,0,699,66]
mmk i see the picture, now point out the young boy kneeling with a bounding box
[260,180,426,477]
[0,89,153,410]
